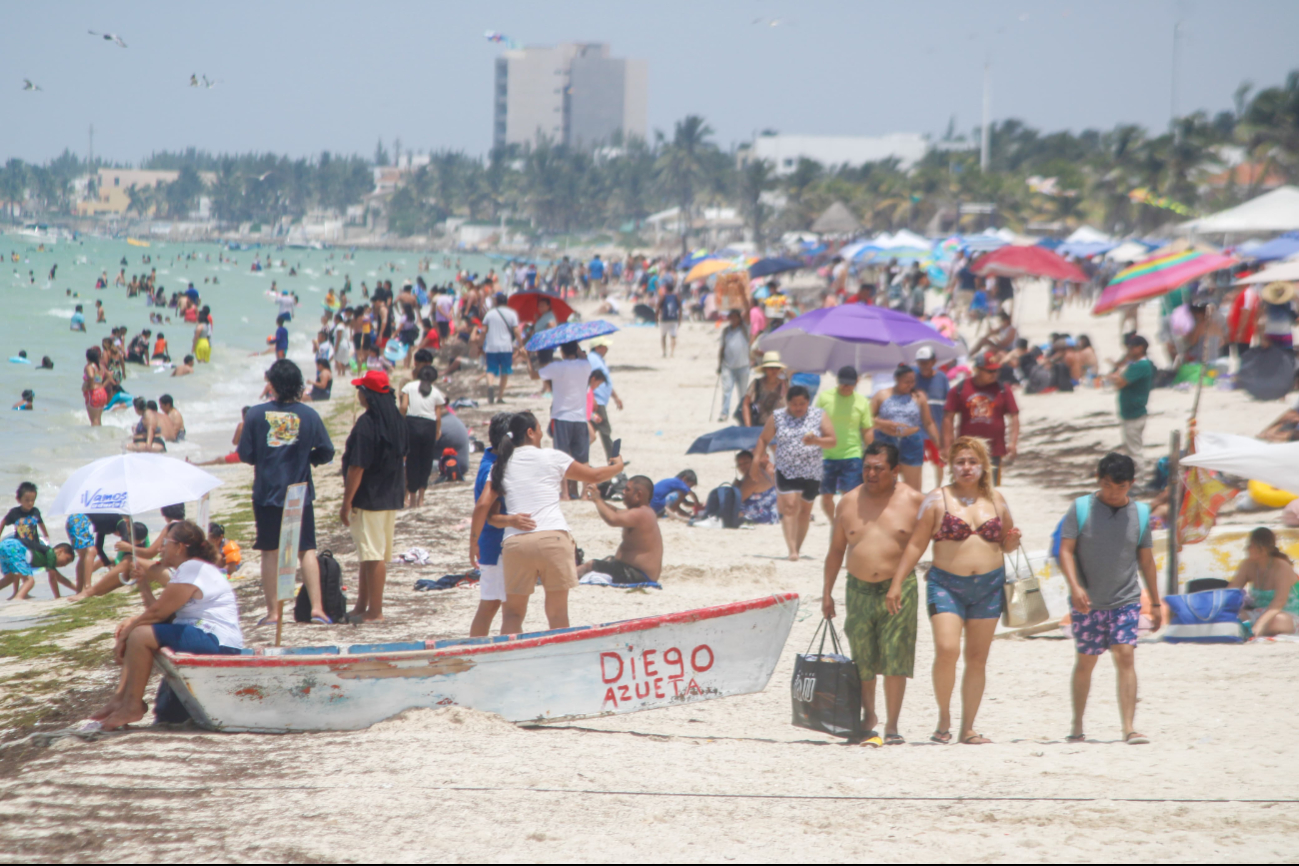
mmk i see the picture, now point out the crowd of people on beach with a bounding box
[7,238,1298,742]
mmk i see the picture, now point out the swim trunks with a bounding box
[485,352,513,376]
[588,557,651,586]
[845,573,917,679]
[776,471,821,502]
[1071,602,1141,655]
[65,514,95,550]
[925,564,1006,620]
[0,537,32,577]
[740,487,778,524]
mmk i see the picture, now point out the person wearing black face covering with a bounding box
[341,370,408,623]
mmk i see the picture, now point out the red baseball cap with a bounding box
[351,370,392,393]
[974,350,1001,371]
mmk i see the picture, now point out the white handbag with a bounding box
[1002,550,1050,629]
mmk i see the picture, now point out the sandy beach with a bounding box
[2,280,1297,863]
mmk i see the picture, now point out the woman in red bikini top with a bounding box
[887,435,1021,748]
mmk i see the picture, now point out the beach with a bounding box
[2,278,1297,862]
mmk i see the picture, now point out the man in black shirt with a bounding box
[239,360,336,625]
[341,370,408,623]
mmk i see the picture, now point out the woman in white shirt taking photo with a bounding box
[470,411,624,635]
[89,520,243,731]
[400,365,445,508]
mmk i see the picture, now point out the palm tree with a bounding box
[1241,70,1299,183]
[126,183,155,217]
[655,115,714,254]
[737,158,774,247]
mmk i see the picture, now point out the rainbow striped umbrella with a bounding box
[1092,248,1238,314]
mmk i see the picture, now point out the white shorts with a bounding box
[479,561,507,602]
[660,321,679,337]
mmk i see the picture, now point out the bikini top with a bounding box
[932,488,1003,543]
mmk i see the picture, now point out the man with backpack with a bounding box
[1058,452,1161,745]
[658,284,682,358]
[578,476,663,585]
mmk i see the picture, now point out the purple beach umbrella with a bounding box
[756,304,959,373]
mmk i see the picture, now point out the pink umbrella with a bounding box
[972,245,1089,283]
[1092,249,1238,315]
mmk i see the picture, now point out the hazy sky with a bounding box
[3,0,1297,165]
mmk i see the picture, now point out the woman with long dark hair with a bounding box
[399,365,444,507]
[469,411,624,635]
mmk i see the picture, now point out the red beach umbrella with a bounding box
[507,291,573,324]
[972,245,1090,283]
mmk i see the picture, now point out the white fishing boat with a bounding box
[11,223,60,245]
[155,593,800,733]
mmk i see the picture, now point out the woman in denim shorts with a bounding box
[887,436,1021,746]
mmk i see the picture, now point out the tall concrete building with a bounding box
[493,43,646,150]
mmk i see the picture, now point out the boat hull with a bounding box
[156,593,800,733]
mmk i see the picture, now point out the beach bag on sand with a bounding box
[1164,589,1246,644]
[791,619,861,738]
[294,550,347,624]
[703,484,743,529]
[1002,551,1049,629]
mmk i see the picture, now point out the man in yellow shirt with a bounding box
[814,366,875,521]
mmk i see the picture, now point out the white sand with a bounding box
[2,281,1297,862]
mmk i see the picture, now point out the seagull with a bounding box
[201,75,219,89]
[88,30,128,48]
[189,74,198,87]
[22,78,42,92]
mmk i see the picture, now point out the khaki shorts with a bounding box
[349,508,395,563]
[502,530,578,596]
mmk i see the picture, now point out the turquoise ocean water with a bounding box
[1,234,495,556]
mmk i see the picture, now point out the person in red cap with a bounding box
[942,352,1019,485]
[340,369,408,623]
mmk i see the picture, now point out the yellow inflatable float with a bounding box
[1249,480,1299,509]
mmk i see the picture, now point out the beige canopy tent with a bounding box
[1178,186,1299,234]
[811,201,862,235]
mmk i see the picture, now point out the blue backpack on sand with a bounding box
[1050,494,1149,565]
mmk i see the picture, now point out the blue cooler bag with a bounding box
[1163,589,1246,644]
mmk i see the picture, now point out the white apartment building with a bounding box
[493,43,647,150]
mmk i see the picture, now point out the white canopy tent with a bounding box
[1105,241,1153,263]
[1065,225,1112,244]
[1181,432,1299,495]
[1178,186,1299,234]
[1233,258,1299,285]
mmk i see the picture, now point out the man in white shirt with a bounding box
[482,291,520,404]
[526,340,591,499]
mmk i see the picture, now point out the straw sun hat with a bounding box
[1262,281,1297,305]
[757,350,787,369]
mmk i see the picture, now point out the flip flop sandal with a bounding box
[255,616,278,627]
[311,614,333,625]
[930,730,952,744]
[961,734,992,745]
[859,731,883,748]
[884,733,906,746]
[1065,733,1087,742]
[1125,732,1150,745]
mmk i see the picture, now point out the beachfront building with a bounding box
[741,133,930,175]
[493,43,647,150]
[75,168,216,217]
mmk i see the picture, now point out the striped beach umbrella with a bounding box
[1092,248,1238,315]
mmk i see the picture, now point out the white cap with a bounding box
[914,346,936,361]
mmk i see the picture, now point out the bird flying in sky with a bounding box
[22,78,42,92]
[88,30,128,48]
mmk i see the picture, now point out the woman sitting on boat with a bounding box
[470,411,624,636]
[1229,527,1299,637]
[887,436,1020,746]
[90,521,243,731]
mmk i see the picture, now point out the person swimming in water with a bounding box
[13,389,34,411]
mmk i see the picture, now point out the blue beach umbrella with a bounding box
[686,426,763,455]
[525,319,619,352]
[748,257,803,278]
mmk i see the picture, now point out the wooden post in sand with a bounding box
[1166,430,1181,597]
[274,483,308,647]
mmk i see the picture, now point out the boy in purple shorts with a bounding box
[1058,453,1161,745]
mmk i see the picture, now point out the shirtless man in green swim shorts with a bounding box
[822,441,924,746]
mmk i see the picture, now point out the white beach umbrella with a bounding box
[47,453,222,516]
[1181,432,1299,495]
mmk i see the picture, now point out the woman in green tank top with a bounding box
[1229,527,1299,637]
